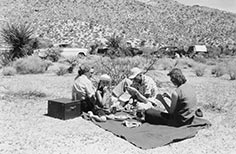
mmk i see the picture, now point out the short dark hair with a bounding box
[78,64,90,76]
[167,68,186,86]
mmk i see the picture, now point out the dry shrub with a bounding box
[193,64,206,77]
[211,64,226,77]
[0,50,12,67]
[79,56,156,86]
[2,66,17,76]
[35,48,61,62]
[55,66,68,76]
[93,57,140,85]
[13,56,50,74]
[227,61,236,80]
[193,54,207,63]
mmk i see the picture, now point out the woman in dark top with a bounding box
[144,68,197,127]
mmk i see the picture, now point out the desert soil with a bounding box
[0,69,236,154]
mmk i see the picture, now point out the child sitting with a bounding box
[89,74,117,122]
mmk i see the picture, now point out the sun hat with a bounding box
[100,74,111,81]
[129,67,143,79]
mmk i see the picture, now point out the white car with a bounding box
[60,48,88,58]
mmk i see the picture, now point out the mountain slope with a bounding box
[0,0,236,47]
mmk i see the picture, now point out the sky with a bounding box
[175,0,236,13]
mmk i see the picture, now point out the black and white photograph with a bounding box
[0,0,236,153]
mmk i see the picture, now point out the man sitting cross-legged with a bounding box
[112,67,163,111]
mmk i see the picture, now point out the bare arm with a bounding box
[169,91,178,114]
[135,91,149,103]
[126,86,149,103]
[156,91,178,114]
[95,90,104,108]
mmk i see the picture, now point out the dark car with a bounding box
[151,46,185,58]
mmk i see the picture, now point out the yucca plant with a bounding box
[105,33,125,58]
[0,22,34,60]
[106,33,122,50]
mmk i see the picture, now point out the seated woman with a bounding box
[143,68,198,127]
[72,64,96,112]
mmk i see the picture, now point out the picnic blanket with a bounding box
[82,112,211,149]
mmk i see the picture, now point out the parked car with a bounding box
[54,42,88,58]
[186,45,208,58]
[60,48,88,58]
[151,46,185,58]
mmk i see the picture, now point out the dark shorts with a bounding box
[144,108,194,127]
[81,98,108,117]
[81,98,94,113]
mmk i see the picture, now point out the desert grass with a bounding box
[5,80,49,99]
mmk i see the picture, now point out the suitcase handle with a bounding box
[70,106,76,110]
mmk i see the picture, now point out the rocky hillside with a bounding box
[0,0,236,48]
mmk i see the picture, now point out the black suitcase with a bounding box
[47,98,82,120]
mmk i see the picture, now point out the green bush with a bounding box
[211,64,226,77]
[2,66,17,76]
[227,61,236,80]
[0,22,35,60]
[194,64,206,77]
[13,56,50,74]
[55,66,68,76]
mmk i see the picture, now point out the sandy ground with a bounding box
[0,69,236,154]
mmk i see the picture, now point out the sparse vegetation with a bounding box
[0,50,12,66]
[34,48,62,62]
[93,57,138,85]
[193,55,207,64]
[175,58,196,69]
[2,66,17,76]
[157,58,175,70]
[194,64,206,77]
[11,89,47,99]
[0,0,236,153]
[55,65,68,76]
[227,61,236,80]
[211,64,226,77]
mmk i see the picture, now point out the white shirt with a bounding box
[72,75,95,101]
